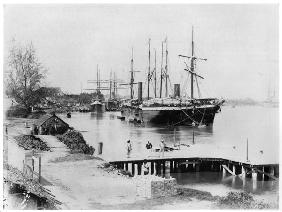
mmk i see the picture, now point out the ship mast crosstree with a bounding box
[179,27,207,99]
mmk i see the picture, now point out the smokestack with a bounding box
[174,84,180,98]
[138,82,143,102]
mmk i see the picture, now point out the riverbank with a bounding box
[3,116,278,209]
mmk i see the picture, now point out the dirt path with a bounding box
[37,135,137,209]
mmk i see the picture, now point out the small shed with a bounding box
[33,114,69,135]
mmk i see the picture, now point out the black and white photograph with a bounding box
[2,2,279,210]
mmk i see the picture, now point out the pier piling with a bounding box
[109,158,278,181]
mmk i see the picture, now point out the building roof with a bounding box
[34,113,69,127]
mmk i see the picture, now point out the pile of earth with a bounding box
[14,135,50,151]
[98,162,132,177]
[217,191,273,209]
[57,130,95,155]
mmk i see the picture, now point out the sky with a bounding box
[4,4,279,101]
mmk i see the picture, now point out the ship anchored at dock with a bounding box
[121,28,224,126]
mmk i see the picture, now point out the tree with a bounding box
[5,43,46,113]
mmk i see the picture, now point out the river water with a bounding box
[58,105,279,201]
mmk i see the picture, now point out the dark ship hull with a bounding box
[90,101,105,113]
[121,98,224,126]
[105,99,120,111]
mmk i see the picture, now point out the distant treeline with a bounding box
[224,98,259,106]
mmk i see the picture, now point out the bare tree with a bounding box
[5,43,46,113]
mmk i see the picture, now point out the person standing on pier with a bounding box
[159,139,166,158]
[146,141,152,149]
[126,140,132,158]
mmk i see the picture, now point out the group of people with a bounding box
[126,139,166,158]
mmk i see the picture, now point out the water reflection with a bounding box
[90,112,104,120]
[172,171,278,195]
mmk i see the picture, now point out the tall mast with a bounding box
[191,27,194,99]
[96,64,99,95]
[160,41,164,98]
[165,38,168,97]
[154,49,157,98]
[114,72,117,98]
[109,71,112,99]
[147,38,151,100]
[130,48,134,99]
[179,26,207,99]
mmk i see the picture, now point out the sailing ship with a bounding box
[87,65,105,113]
[121,28,224,126]
[105,72,124,111]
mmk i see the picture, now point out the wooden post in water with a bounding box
[131,163,135,176]
[162,161,166,177]
[165,161,170,179]
[274,165,279,178]
[257,167,263,181]
[154,162,157,175]
[170,161,174,173]
[137,163,142,175]
[134,163,138,176]
[151,161,154,175]
[195,164,200,172]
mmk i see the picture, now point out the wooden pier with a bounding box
[109,157,279,181]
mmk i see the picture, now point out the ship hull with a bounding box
[121,105,221,126]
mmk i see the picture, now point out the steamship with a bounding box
[120,29,224,126]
